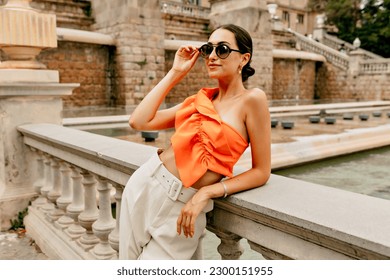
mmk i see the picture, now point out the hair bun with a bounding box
[242,64,255,82]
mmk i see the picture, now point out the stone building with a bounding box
[1,0,389,109]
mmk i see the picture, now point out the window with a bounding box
[297,14,304,24]
[282,11,290,22]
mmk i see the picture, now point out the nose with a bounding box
[208,47,218,60]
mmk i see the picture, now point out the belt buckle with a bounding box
[168,180,182,201]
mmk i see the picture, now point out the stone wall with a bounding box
[30,0,94,30]
[272,58,316,100]
[162,13,210,42]
[38,41,115,107]
[316,63,390,101]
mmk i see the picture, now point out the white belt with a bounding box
[151,155,213,213]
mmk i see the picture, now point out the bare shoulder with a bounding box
[244,88,268,108]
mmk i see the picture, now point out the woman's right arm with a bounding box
[129,45,200,131]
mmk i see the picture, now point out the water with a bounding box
[274,146,390,201]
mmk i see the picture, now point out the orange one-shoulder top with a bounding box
[171,88,249,188]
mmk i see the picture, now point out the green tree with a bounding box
[358,0,390,57]
[325,0,362,43]
[308,0,390,57]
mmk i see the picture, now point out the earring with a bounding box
[238,66,242,74]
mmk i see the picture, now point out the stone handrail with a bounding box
[323,33,382,60]
[17,123,390,260]
[160,0,210,19]
[291,31,350,70]
[359,59,390,74]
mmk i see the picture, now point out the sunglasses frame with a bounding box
[199,43,243,59]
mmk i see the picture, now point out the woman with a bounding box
[119,24,271,260]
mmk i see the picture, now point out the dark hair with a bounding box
[212,24,255,82]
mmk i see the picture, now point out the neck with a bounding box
[216,76,245,101]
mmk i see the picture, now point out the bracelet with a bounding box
[221,181,228,198]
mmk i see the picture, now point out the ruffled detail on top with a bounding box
[171,88,249,187]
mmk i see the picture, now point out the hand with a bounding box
[176,191,210,238]
[171,45,200,75]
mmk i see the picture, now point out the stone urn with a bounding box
[372,111,382,117]
[0,0,57,69]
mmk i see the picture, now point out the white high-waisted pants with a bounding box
[119,151,213,260]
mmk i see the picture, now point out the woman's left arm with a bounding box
[178,89,271,237]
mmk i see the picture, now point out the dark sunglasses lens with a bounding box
[216,45,230,58]
[200,45,212,57]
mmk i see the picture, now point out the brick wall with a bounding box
[38,41,115,107]
[30,0,93,30]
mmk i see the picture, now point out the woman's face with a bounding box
[205,28,243,81]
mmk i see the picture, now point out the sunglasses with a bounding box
[199,43,243,59]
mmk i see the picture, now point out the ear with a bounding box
[241,53,251,67]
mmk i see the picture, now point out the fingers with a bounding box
[177,45,199,57]
[177,208,197,238]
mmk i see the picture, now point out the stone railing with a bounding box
[292,31,350,70]
[323,33,382,60]
[359,59,390,74]
[17,123,390,260]
[160,0,210,19]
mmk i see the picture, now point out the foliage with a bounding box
[308,0,390,57]
[9,208,28,230]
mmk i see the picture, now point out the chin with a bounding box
[207,71,220,80]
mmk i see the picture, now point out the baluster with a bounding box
[40,154,55,212]
[30,149,46,207]
[55,161,74,229]
[77,170,99,251]
[47,157,63,221]
[216,231,244,260]
[91,177,116,259]
[108,183,123,254]
[65,166,86,240]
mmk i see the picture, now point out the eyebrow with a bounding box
[207,41,231,46]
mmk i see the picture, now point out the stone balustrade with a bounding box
[359,59,390,74]
[322,33,382,60]
[160,0,210,19]
[17,123,390,260]
[293,31,390,76]
[292,31,350,70]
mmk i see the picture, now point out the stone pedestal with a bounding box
[208,0,273,96]
[0,0,79,230]
[349,49,365,77]
[0,0,57,69]
[0,69,79,230]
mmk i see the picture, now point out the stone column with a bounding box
[208,0,273,97]
[0,0,79,230]
[312,14,326,42]
[90,0,165,106]
[349,49,365,77]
